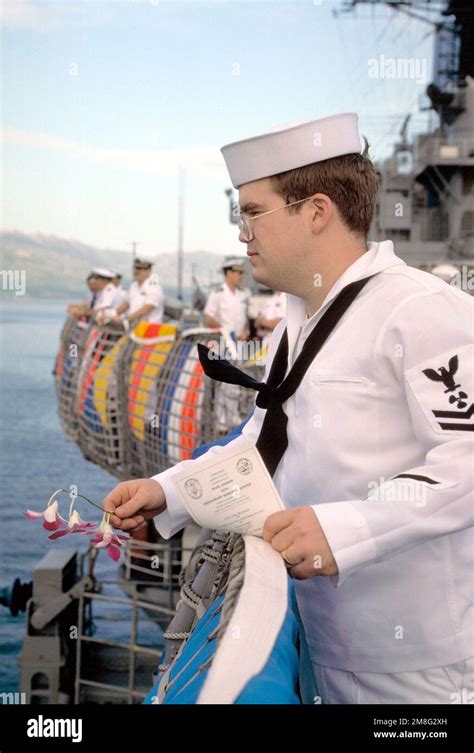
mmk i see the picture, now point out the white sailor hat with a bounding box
[90,267,115,279]
[221,112,364,188]
[133,257,153,270]
[430,264,458,283]
[222,257,246,272]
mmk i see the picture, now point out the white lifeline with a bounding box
[152,240,473,675]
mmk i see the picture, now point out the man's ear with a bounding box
[309,193,333,234]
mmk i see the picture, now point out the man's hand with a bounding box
[255,315,269,331]
[102,478,166,533]
[236,327,250,341]
[263,506,338,580]
[67,303,85,319]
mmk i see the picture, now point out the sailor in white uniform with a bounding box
[255,290,287,347]
[116,258,164,326]
[67,271,100,319]
[91,268,122,310]
[68,268,121,321]
[203,258,250,341]
[111,272,129,308]
[102,113,474,704]
[84,273,99,309]
[203,258,250,431]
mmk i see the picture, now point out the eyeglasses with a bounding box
[237,196,313,242]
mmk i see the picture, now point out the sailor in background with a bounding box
[68,268,120,320]
[255,290,287,347]
[111,272,128,307]
[203,258,250,342]
[85,272,100,308]
[103,112,473,704]
[115,258,164,328]
[203,258,250,432]
[67,272,99,319]
[91,268,120,307]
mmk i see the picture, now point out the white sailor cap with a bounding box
[133,257,154,270]
[221,112,364,188]
[90,267,115,279]
[431,264,458,283]
[222,257,246,272]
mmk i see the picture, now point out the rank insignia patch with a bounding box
[405,344,474,434]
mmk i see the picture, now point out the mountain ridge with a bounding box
[0,229,228,299]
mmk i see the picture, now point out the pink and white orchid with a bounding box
[86,514,128,561]
[23,500,66,532]
[24,488,129,560]
[48,509,96,540]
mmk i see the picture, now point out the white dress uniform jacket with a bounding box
[94,282,122,310]
[204,281,248,336]
[127,274,164,323]
[152,241,473,674]
[260,290,287,320]
[258,291,287,346]
[113,285,129,308]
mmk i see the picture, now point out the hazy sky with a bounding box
[2,0,436,259]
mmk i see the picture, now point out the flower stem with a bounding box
[49,488,113,516]
[47,488,67,507]
[76,493,111,514]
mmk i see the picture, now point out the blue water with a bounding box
[0,299,144,692]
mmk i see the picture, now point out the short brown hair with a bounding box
[270,139,379,238]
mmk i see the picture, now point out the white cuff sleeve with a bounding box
[311,501,377,588]
[151,469,194,539]
[151,429,262,539]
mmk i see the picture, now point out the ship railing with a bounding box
[54,317,92,441]
[55,315,266,481]
[74,537,197,704]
